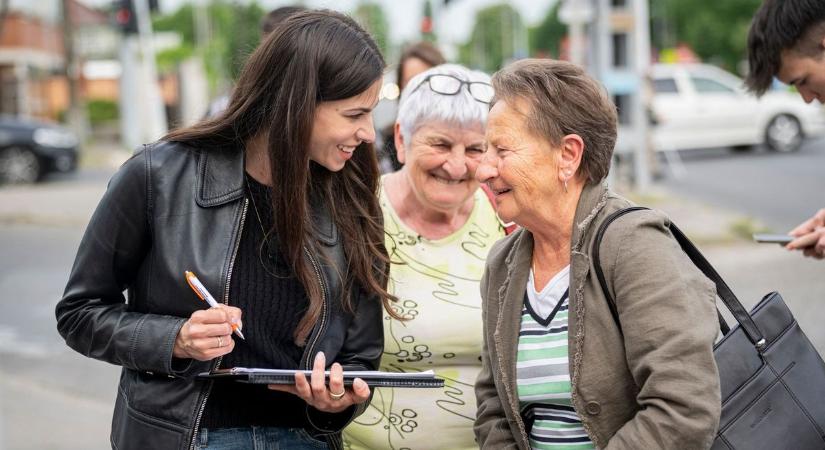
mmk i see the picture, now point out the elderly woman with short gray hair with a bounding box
[343,64,507,449]
[474,59,721,449]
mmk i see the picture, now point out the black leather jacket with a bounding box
[56,141,384,450]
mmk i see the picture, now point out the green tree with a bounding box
[652,0,762,71]
[152,1,265,89]
[354,2,390,57]
[529,3,564,59]
[458,4,523,72]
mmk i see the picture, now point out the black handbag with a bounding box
[593,207,825,449]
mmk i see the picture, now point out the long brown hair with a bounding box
[165,10,395,345]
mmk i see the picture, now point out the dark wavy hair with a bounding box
[165,10,396,345]
[746,0,825,96]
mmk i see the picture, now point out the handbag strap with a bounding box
[592,207,767,348]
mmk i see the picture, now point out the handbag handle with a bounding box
[592,207,767,349]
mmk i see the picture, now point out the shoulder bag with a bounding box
[593,207,825,450]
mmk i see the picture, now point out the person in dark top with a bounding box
[56,10,395,450]
[377,41,446,172]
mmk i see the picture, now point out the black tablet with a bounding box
[197,367,445,388]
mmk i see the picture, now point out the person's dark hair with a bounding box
[165,10,396,345]
[395,41,446,91]
[492,59,617,185]
[260,6,307,36]
[746,0,825,96]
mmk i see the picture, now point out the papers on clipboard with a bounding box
[197,368,445,388]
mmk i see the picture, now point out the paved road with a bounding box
[0,152,823,450]
[660,137,825,232]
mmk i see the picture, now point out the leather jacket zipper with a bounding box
[301,245,337,450]
[301,245,328,369]
[188,198,248,450]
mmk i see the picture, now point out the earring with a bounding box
[563,178,568,193]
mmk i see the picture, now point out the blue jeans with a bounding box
[196,426,329,450]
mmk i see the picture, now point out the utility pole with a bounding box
[133,0,167,140]
[116,0,166,150]
[630,0,651,191]
[61,0,87,143]
[559,0,594,67]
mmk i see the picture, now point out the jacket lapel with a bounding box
[195,145,245,208]
[494,230,533,447]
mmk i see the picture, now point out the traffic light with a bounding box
[113,0,138,34]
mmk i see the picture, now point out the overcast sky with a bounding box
[80,0,557,48]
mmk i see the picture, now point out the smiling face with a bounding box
[777,49,825,104]
[308,78,382,172]
[397,121,485,213]
[476,99,562,227]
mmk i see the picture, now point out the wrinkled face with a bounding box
[398,121,485,212]
[308,78,382,172]
[778,49,825,104]
[476,99,560,226]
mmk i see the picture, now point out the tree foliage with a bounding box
[458,3,523,72]
[152,1,265,89]
[353,1,390,58]
[528,3,564,59]
[651,0,762,71]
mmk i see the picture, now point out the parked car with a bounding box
[650,63,825,153]
[0,115,79,184]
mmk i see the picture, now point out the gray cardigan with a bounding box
[474,182,721,449]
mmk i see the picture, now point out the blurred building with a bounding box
[0,0,118,121]
[588,0,652,187]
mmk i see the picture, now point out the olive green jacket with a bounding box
[474,182,721,449]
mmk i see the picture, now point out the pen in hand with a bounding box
[184,270,245,340]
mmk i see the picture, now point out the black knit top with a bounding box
[200,174,310,429]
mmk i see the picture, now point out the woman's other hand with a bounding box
[268,351,370,413]
[173,304,242,361]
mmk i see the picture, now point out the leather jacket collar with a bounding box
[193,145,337,245]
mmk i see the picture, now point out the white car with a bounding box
[650,63,825,153]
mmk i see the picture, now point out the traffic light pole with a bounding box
[117,0,167,150]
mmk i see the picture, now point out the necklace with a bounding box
[244,174,280,273]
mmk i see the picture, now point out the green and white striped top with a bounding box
[517,266,595,450]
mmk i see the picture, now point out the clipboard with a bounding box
[197,367,445,388]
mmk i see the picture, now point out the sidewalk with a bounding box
[0,142,130,228]
[616,183,764,247]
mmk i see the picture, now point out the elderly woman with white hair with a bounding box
[343,64,507,449]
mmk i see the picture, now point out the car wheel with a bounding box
[0,146,41,184]
[765,114,803,153]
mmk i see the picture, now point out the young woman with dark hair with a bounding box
[56,10,395,450]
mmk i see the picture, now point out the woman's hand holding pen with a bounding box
[173,305,243,361]
[268,351,371,413]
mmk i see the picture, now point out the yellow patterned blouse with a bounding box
[343,177,505,450]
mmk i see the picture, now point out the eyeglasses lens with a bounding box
[469,83,495,103]
[428,75,462,95]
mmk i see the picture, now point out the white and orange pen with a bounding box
[184,270,245,340]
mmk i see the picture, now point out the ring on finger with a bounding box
[329,389,346,400]
[216,336,223,348]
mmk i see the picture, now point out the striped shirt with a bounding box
[517,266,594,450]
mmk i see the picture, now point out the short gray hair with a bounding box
[492,59,617,185]
[396,64,491,143]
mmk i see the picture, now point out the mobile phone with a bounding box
[752,233,794,244]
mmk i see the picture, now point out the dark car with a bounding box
[0,115,79,183]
